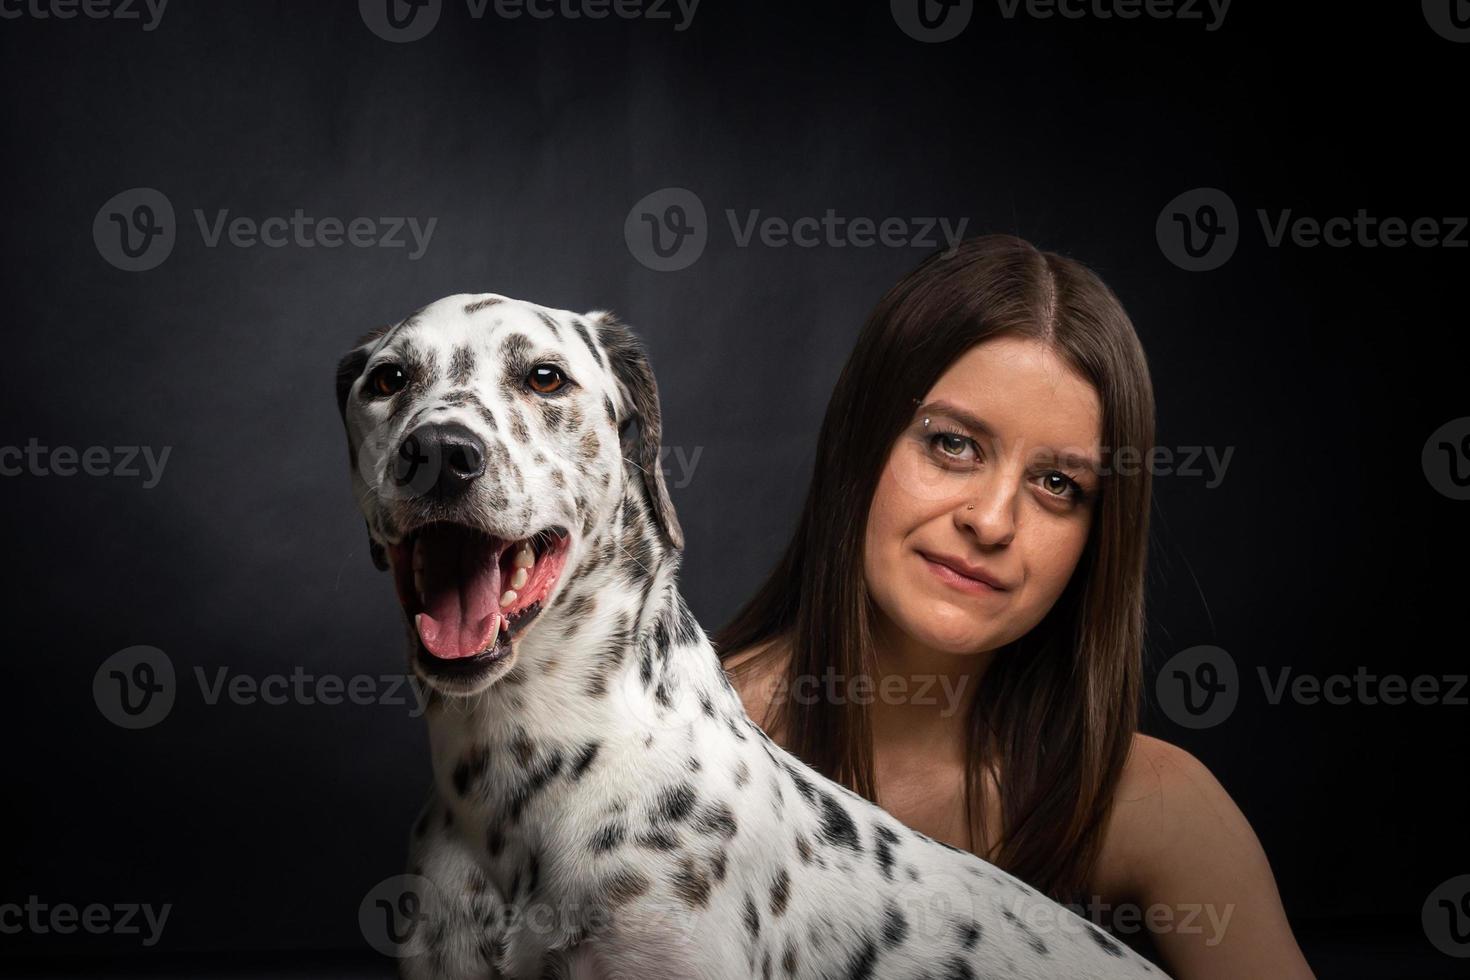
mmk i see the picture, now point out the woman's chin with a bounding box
[897,606,1004,658]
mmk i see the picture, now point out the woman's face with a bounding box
[863,335,1103,658]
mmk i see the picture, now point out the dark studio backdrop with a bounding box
[2,1,1466,977]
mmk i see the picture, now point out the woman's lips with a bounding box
[917,551,1009,597]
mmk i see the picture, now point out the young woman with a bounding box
[715,235,1315,978]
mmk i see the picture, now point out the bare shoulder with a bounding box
[721,635,791,739]
[1098,734,1316,978]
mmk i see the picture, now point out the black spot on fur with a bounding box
[743,893,761,940]
[881,901,908,948]
[592,824,625,852]
[841,938,878,980]
[670,856,711,908]
[453,746,489,798]
[694,801,738,839]
[874,824,899,880]
[817,792,861,851]
[635,828,679,851]
[1001,906,1050,955]
[655,783,697,823]
[601,868,650,906]
[942,958,976,980]
[769,869,790,916]
[448,345,474,385]
[1089,924,1125,956]
[506,748,565,823]
[533,310,563,340]
[573,318,605,368]
[571,741,601,781]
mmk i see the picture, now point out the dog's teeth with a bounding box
[510,566,529,590]
[500,589,518,606]
[513,543,535,568]
[486,614,500,648]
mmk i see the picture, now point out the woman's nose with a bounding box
[954,478,1017,547]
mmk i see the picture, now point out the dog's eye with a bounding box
[367,363,408,397]
[527,364,568,394]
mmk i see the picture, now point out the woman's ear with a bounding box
[589,312,685,552]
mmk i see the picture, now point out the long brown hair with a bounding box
[713,234,1155,903]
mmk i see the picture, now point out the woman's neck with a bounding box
[865,607,991,758]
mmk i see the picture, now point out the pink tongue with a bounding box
[414,527,504,660]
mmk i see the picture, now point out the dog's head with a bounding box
[335,293,682,695]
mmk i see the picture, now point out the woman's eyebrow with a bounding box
[916,399,1101,472]
[916,399,996,438]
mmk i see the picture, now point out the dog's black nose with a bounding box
[393,423,486,498]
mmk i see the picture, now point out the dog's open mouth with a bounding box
[388,523,571,666]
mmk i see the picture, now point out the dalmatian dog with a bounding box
[334,293,1169,980]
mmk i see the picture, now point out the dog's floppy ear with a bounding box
[590,312,685,552]
[335,325,392,571]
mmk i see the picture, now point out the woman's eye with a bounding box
[929,431,978,461]
[367,364,408,397]
[527,364,568,394]
[1040,472,1088,502]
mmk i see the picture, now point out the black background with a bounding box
[2,1,1466,976]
